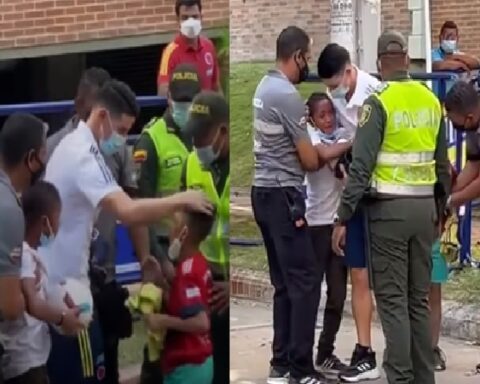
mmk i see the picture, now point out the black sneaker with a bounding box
[288,373,331,384]
[339,352,380,382]
[267,366,290,384]
[316,354,348,374]
[433,346,446,371]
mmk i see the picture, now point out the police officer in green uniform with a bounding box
[182,91,229,384]
[134,63,201,384]
[331,31,451,384]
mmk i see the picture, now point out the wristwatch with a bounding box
[333,214,344,226]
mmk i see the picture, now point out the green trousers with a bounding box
[367,198,436,384]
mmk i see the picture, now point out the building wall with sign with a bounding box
[231,0,480,63]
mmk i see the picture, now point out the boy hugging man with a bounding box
[145,208,216,384]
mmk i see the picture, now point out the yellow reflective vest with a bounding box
[185,152,229,279]
[371,81,442,196]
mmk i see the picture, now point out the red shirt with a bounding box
[157,34,220,91]
[162,252,213,373]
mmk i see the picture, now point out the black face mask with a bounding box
[295,54,309,84]
[451,117,480,133]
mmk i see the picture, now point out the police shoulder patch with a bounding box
[358,104,372,128]
[133,149,147,163]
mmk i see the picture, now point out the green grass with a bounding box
[230,214,267,271]
[231,62,321,187]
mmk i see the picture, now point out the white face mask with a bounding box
[167,238,182,262]
[180,17,202,39]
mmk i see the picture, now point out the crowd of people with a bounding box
[252,22,479,384]
[0,0,229,384]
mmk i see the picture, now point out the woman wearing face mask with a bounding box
[0,181,84,384]
[157,0,222,96]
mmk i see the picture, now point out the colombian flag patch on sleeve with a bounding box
[133,150,147,163]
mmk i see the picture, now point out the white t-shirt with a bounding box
[305,125,345,226]
[41,121,121,285]
[332,68,380,137]
[0,243,50,379]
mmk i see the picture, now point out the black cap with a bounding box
[169,63,202,102]
[186,91,229,136]
[377,30,408,57]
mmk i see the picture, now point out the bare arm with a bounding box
[145,311,209,334]
[100,190,212,226]
[0,277,24,320]
[432,60,469,72]
[296,139,320,171]
[452,160,480,192]
[127,225,150,264]
[450,53,480,70]
[22,278,62,324]
[315,142,352,166]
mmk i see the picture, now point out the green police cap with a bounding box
[185,91,229,136]
[377,30,408,57]
[169,63,202,102]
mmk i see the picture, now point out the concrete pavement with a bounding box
[230,299,480,384]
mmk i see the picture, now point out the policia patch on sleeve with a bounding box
[358,104,372,128]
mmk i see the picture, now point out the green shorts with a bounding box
[164,356,213,384]
[431,239,449,284]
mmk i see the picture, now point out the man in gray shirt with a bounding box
[251,26,327,384]
[46,67,150,384]
[0,113,48,382]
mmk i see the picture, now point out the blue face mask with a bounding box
[195,130,223,169]
[100,132,126,156]
[171,102,191,131]
[40,217,55,248]
[330,84,349,99]
[441,40,457,54]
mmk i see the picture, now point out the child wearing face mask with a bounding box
[304,93,352,374]
[0,181,84,384]
[144,208,215,384]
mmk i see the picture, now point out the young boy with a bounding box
[304,92,351,375]
[145,208,215,384]
[0,181,84,384]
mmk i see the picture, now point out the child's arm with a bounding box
[22,279,85,334]
[145,311,209,334]
[315,141,352,164]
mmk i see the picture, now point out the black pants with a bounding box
[251,186,320,378]
[309,225,347,360]
[5,366,49,384]
[211,308,229,384]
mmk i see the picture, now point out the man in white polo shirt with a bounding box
[43,79,211,384]
[317,43,381,382]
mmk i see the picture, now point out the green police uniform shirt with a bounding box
[337,72,451,223]
[134,111,192,260]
